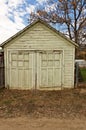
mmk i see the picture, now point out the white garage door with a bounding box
[9,50,62,89]
[37,51,62,88]
[9,51,35,89]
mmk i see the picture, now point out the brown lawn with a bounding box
[0,88,86,130]
[0,88,86,119]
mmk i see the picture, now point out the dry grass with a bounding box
[0,88,86,119]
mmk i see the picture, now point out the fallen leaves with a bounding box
[0,88,86,119]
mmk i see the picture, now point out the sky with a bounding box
[0,0,47,44]
[0,0,85,45]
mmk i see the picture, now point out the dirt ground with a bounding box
[0,88,86,129]
[0,117,86,130]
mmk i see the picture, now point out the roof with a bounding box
[0,18,78,47]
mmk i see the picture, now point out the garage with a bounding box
[1,19,78,90]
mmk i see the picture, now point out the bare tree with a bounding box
[29,0,86,45]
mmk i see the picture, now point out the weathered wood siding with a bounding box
[4,22,75,89]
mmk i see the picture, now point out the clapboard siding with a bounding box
[5,23,73,49]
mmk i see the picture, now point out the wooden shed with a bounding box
[0,19,78,90]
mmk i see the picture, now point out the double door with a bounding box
[9,50,62,89]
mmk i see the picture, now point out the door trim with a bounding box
[37,50,63,89]
[7,49,64,90]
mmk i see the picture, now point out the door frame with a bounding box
[36,50,64,89]
[8,50,35,89]
[6,49,64,90]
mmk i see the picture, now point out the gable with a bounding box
[1,19,78,49]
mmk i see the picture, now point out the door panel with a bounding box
[11,68,18,87]
[41,68,47,86]
[18,69,24,87]
[37,51,62,88]
[10,51,34,89]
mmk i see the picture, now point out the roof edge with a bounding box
[38,19,79,47]
[0,18,79,48]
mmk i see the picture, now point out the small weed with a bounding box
[3,100,12,105]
